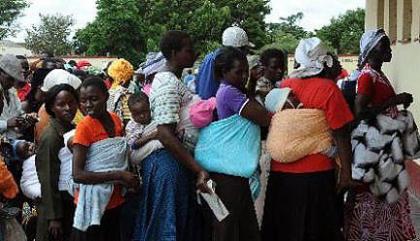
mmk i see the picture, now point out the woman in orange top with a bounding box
[71,77,138,241]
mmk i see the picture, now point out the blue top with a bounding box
[196,49,221,99]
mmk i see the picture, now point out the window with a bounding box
[388,0,398,44]
[377,0,385,28]
[402,0,412,42]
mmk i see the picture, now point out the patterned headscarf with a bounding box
[358,28,388,68]
[108,59,134,89]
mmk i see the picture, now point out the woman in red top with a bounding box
[261,38,354,241]
[344,29,416,241]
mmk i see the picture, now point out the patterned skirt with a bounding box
[132,149,202,241]
[344,189,416,241]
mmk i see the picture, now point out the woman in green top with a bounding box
[35,84,79,241]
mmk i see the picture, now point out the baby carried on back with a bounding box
[265,88,339,165]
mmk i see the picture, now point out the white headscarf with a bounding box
[142,52,166,78]
[358,28,387,67]
[289,37,333,79]
[41,69,82,92]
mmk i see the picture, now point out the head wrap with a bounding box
[11,139,25,160]
[247,55,261,70]
[108,58,134,89]
[142,52,166,78]
[358,28,387,68]
[41,69,82,92]
[222,26,254,48]
[289,37,333,79]
[0,54,24,81]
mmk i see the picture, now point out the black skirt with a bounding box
[202,173,260,241]
[261,170,344,241]
[71,206,122,241]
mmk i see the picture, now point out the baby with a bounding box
[12,140,36,161]
[126,92,163,165]
[265,88,337,162]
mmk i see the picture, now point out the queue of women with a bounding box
[0,25,418,241]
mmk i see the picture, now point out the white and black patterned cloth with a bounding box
[351,110,420,203]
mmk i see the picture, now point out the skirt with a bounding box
[344,189,416,241]
[202,173,260,241]
[70,205,122,241]
[261,170,344,241]
[132,149,202,241]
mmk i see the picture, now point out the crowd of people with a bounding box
[0,25,418,241]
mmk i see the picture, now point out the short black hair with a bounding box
[128,92,149,108]
[214,47,247,80]
[80,76,109,96]
[260,48,285,67]
[160,30,191,60]
[45,84,79,117]
[68,60,77,66]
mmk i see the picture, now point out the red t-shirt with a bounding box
[17,83,31,101]
[357,69,396,107]
[271,77,354,173]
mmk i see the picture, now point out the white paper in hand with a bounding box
[198,180,229,222]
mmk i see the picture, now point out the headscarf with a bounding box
[358,28,387,68]
[141,52,166,78]
[289,37,333,79]
[108,59,134,89]
[41,69,82,92]
[11,139,25,161]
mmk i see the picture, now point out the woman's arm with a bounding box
[354,92,413,120]
[157,124,211,193]
[331,124,353,192]
[72,144,137,187]
[240,99,271,127]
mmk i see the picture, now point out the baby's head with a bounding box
[13,140,35,161]
[128,92,152,125]
[264,88,302,113]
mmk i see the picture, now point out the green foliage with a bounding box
[0,0,29,40]
[316,8,365,54]
[25,14,74,56]
[74,0,144,64]
[74,0,270,65]
[264,12,311,53]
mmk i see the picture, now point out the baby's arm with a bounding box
[132,131,158,150]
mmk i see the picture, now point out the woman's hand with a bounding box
[119,171,139,189]
[196,170,212,194]
[394,92,413,108]
[48,219,63,241]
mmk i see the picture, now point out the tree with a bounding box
[74,0,270,65]
[25,14,74,56]
[264,12,311,53]
[316,8,365,54]
[0,0,29,40]
[75,0,144,63]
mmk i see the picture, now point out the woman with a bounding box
[344,29,416,241]
[195,46,271,241]
[71,77,138,241]
[106,59,134,126]
[133,30,209,241]
[34,69,83,144]
[35,84,79,241]
[261,38,354,241]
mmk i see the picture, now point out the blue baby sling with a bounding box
[195,114,261,178]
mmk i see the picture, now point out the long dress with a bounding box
[132,71,201,241]
[344,65,416,241]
